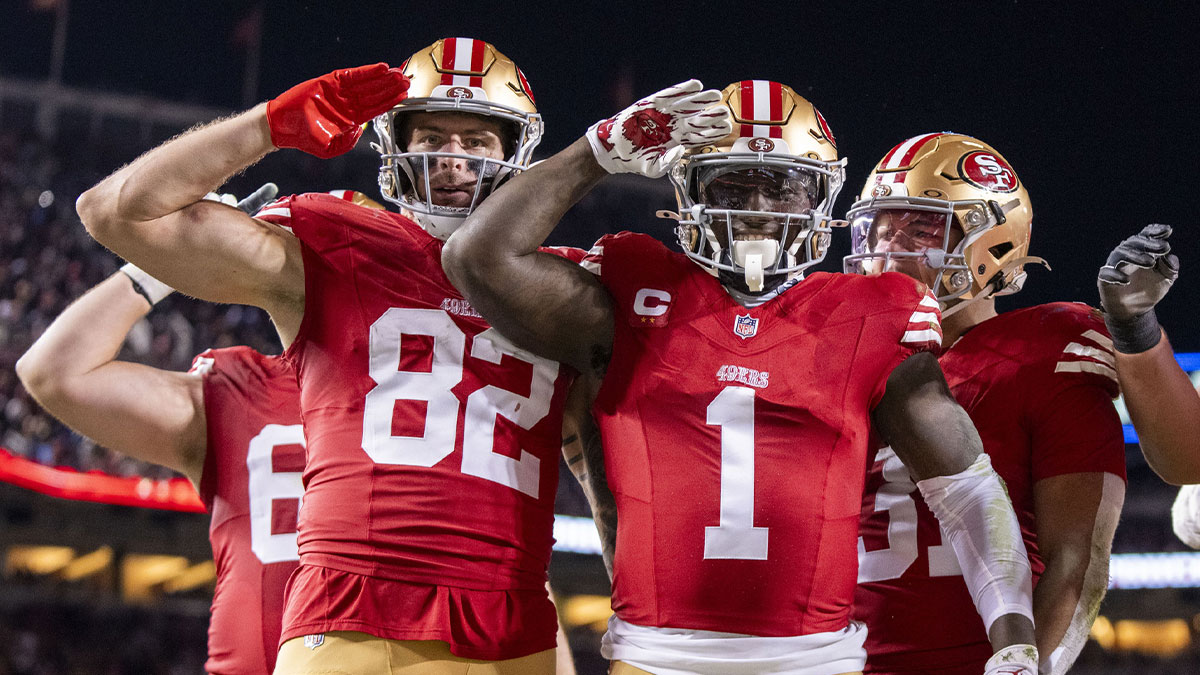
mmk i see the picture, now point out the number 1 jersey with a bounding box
[586,232,942,637]
[194,346,304,675]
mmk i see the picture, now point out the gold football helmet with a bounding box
[843,133,1043,310]
[666,80,845,292]
[371,37,542,239]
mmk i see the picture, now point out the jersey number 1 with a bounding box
[704,386,769,560]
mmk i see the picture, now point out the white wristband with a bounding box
[119,262,175,306]
[985,644,1039,675]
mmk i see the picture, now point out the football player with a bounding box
[846,133,1126,675]
[442,81,1037,675]
[1097,225,1199,483]
[75,38,579,674]
[17,186,305,675]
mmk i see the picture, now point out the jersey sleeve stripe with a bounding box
[1062,342,1117,369]
[901,328,943,345]
[581,245,604,276]
[256,204,291,216]
[1055,361,1118,382]
[907,310,940,324]
[1079,329,1115,353]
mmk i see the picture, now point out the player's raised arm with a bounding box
[75,64,408,341]
[873,351,1039,675]
[442,80,732,375]
[15,267,205,481]
[1098,224,1200,483]
[16,187,279,484]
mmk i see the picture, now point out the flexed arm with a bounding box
[875,352,1038,675]
[1098,224,1200,483]
[442,80,731,375]
[76,65,408,341]
[16,188,280,483]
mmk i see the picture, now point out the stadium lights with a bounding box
[60,546,113,581]
[1089,615,1191,655]
[5,545,75,576]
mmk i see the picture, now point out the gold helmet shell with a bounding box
[371,37,543,239]
[844,132,1038,305]
[667,80,846,289]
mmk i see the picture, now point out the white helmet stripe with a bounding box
[882,132,941,170]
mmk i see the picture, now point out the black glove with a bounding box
[1097,223,1179,353]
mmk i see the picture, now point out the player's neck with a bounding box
[942,296,997,346]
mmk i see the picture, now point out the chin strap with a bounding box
[942,255,1050,319]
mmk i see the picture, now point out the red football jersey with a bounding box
[855,302,1126,673]
[257,193,577,659]
[586,232,941,637]
[194,346,304,675]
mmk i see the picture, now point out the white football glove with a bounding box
[1172,484,1200,549]
[985,644,1039,675]
[585,79,732,179]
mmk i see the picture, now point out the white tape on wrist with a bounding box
[119,262,175,306]
[985,644,1038,675]
[917,453,1034,631]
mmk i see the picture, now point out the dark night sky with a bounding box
[4,1,1198,347]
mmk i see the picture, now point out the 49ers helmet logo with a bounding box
[747,137,775,152]
[446,86,474,99]
[958,151,1018,193]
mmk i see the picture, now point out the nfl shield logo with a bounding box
[303,634,324,650]
[733,314,759,339]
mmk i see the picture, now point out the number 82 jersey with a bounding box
[587,232,942,637]
[259,193,580,658]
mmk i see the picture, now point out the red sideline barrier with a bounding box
[0,448,205,513]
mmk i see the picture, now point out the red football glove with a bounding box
[266,63,410,159]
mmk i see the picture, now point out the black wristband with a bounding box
[1105,310,1162,354]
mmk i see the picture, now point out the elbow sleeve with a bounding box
[918,453,1035,630]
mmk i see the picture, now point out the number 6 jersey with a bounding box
[257,192,578,660]
[192,346,304,675]
[586,232,942,637]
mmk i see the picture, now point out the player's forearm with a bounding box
[444,137,606,271]
[16,273,151,404]
[1116,332,1200,484]
[1032,558,1107,675]
[442,137,614,373]
[78,104,275,239]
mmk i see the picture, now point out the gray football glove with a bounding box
[1097,223,1179,353]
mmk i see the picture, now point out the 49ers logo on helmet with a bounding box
[959,151,1018,193]
[446,86,474,99]
[747,137,775,152]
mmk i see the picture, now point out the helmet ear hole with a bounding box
[988,242,1014,259]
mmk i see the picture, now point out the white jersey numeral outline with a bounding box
[360,308,560,498]
[703,386,769,560]
[246,423,306,564]
[857,445,961,582]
